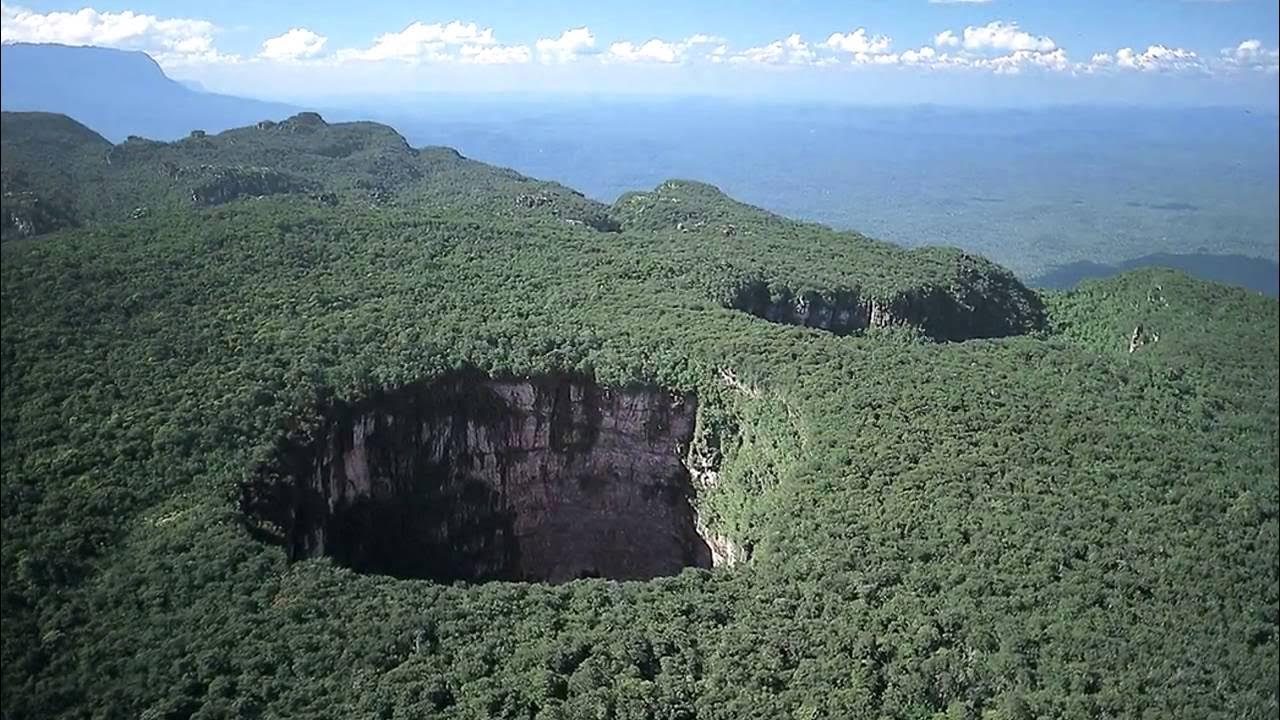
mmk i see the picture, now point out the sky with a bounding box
[1,1,1278,107]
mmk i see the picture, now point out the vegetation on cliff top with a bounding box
[1,111,1276,719]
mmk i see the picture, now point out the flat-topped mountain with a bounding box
[0,42,299,142]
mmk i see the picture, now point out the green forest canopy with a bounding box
[1,111,1277,719]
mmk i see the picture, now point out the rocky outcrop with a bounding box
[729,277,1046,341]
[684,442,747,567]
[190,166,307,206]
[244,375,719,583]
[281,112,328,132]
[515,190,621,232]
[1,191,74,241]
[1128,324,1158,353]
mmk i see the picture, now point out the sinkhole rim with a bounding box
[240,372,740,585]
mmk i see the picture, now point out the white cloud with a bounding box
[928,0,994,3]
[933,30,960,48]
[1084,45,1200,74]
[729,33,824,65]
[339,21,499,63]
[977,47,1070,74]
[607,34,721,64]
[957,21,1056,52]
[1218,38,1279,74]
[609,39,679,63]
[535,26,595,63]
[1107,44,1202,72]
[459,43,531,64]
[0,2,235,65]
[260,28,326,61]
[685,33,724,46]
[899,46,938,65]
[877,42,1068,74]
[9,6,1271,87]
[894,45,974,69]
[825,28,892,56]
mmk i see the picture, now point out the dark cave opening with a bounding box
[241,374,714,583]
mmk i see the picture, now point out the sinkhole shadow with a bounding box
[241,372,715,584]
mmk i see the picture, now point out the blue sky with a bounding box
[2,1,1277,106]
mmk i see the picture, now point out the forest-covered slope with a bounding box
[1,112,1276,720]
[0,112,1046,340]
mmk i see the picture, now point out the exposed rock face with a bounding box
[685,444,747,567]
[1128,324,1158,353]
[244,375,715,583]
[285,112,328,129]
[729,278,1045,341]
[1,191,74,240]
[190,167,305,206]
[514,190,621,232]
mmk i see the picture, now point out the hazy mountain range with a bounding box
[2,42,1276,296]
[0,43,299,141]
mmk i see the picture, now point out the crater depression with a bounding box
[242,374,718,583]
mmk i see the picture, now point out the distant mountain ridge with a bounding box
[0,109,1048,340]
[0,109,620,241]
[0,42,299,141]
[1032,253,1280,297]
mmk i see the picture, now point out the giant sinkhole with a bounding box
[241,374,715,583]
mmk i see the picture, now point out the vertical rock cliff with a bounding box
[729,276,1046,340]
[244,375,716,583]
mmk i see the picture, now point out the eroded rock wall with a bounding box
[247,376,712,583]
[730,280,1046,341]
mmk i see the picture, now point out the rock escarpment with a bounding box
[730,273,1046,341]
[244,375,716,583]
[189,166,308,206]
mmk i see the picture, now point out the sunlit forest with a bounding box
[2,111,1277,719]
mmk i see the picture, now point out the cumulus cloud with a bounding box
[909,20,1065,73]
[956,21,1056,52]
[459,43,531,64]
[978,47,1070,74]
[825,28,892,56]
[899,46,938,65]
[609,39,680,63]
[260,28,326,61]
[1087,44,1202,73]
[1218,39,1279,74]
[535,26,595,63]
[892,45,975,69]
[9,6,1270,84]
[727,34,826,65]
[0,2,234,64]
[1120,45,1199,71]
[607,34,721,64]
[685,33,724,46]
[933,30,960,48]
[338,21,502,63]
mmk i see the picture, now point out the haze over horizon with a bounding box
[1,1,1278,108]
[3,39,1276,296]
